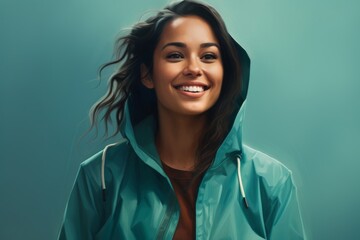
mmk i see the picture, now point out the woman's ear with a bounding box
[141,64,154,89]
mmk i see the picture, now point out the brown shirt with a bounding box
[162,163,203,240]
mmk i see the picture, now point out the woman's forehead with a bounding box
[157,15,219,45]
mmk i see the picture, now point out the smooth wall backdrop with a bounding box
[1,0,359,239]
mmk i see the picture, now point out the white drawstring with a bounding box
[101,142,119,201]
[237,156,249,208]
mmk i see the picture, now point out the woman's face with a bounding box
[142,15,223,117]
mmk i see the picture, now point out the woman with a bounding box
[59,0,306,239]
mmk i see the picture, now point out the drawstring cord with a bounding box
[237,156,249,208]
[101,143,119,202]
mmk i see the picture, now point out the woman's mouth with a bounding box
[174,85,210,93]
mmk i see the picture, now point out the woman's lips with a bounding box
[176,85,205,92]
[173,84,210,98]
[174,83,210,92]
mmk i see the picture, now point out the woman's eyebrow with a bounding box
[200,42,220,49]
[162,42,186,50]
[161,42,220,50]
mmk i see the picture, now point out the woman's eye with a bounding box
[166,53,183,60]
[201,53,217,61]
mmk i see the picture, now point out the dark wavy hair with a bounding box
[89,0,242,174]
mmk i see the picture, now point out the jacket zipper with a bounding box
[156,195,178,240]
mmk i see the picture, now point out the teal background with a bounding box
[1,0,359,239]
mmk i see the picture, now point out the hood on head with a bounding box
[232,35,250,105]
[210,36,250,166]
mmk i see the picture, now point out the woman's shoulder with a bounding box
[241,145,305,239]
[242,144,293,188]
[79,139,132,179]
[83,139,130,162]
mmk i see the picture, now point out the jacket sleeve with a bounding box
[266,174,307,240]
[58,161,103,240]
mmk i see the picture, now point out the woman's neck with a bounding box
[156,110,206,171]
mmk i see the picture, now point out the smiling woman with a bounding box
[58,1,306,239]
[144,15,224,119]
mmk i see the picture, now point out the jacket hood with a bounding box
[121,36,251,170]
[233,36,250,104]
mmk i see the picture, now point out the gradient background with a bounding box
[1,0,359,239]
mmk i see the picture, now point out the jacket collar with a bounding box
[121,99,247,174]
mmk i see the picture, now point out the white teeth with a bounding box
[178,85,205,93]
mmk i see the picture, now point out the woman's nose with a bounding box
[183,57,202,77]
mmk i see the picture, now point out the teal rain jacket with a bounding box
[59,37,306,239]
